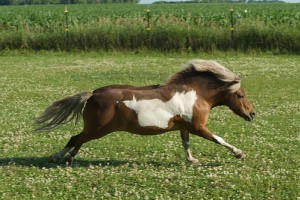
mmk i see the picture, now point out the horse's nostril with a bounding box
[251,112,256,117]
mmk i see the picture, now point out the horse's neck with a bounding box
[182,78,228,108]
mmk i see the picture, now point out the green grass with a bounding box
[0,51,299,199]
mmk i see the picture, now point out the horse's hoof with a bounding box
[65,156,74,167]
[191,159,199,164]
[187,158,199,164]
[235,153,246,159]
[48,155,57,163]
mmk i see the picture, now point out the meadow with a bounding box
[0,51,299,199]
[0,3,300,52]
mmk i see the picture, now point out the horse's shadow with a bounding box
[0,156,224,169]
[0,156,203,168]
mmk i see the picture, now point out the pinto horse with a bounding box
[35,60,255,166]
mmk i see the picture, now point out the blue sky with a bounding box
[139,0,300,3]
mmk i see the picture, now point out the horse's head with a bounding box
[224,87,256,121]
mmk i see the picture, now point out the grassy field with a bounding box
[0,51,299,199]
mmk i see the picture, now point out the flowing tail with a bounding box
[35,92,93,131]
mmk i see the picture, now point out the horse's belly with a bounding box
[124,123,178,135]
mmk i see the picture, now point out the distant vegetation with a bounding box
[0,4,299,53]
[153,0,283,4]
[0,0,284,5]
[0,0,138,5]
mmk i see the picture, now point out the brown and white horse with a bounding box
[35,60,255,166]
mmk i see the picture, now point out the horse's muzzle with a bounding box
[245,111,256,121]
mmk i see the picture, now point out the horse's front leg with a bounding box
[212,134,245,159]
[180,129,199,164]
[192,126,245,159]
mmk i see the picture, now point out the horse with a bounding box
[35,59,255,166]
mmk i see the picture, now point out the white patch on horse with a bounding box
[123,90,197,129]
[212,134,242,156]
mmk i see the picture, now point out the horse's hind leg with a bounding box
[48,133,83,163]
[180,130,199,164]
[64,144,82,167]
[63,129,111,166]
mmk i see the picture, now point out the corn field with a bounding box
[0,4,299,52]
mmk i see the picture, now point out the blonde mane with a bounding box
[164,59,241,93]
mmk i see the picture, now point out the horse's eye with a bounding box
[236,93,244,99]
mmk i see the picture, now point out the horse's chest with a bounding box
[122,91,197,129]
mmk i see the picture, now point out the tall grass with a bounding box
[0,4,299,52]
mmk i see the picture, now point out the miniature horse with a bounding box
[35,60,255,166]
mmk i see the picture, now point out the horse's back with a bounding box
[92,84,160,94]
